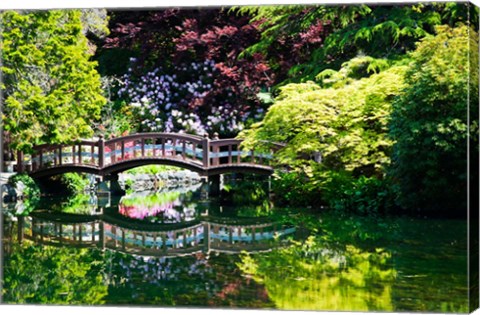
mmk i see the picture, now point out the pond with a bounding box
[1,174,469,312]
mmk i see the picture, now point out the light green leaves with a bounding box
[241,63,406,176]
[1,10,106,152]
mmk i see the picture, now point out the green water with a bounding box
[1,182,469,312]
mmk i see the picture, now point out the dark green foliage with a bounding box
[37,173,90,196]
[3,246,107,304]
[221,175,271,210]
[271,171,323,207]
[271,170,395,214]
[238,3,474,85]
[389,25,478,215]
[94,48,136,76]
[59,173,90,195]
[8,173,40,201]
[322,173,395,215]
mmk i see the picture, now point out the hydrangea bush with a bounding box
[117,58,266,137]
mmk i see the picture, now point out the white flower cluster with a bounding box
[117,59,249,136]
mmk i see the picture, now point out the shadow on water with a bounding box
[1,175,469,312]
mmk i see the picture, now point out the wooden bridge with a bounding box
[16,133,283,179]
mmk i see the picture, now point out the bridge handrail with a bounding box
[104,132,205,146]
[32,140,99,151]
[209,139,242,146]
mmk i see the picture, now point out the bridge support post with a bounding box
[202,133,210,168]
[98,174,125,196]
[98,222,106,251]
[203,222,211,255]
[208,174,222,197]
[16,151,24,173]
[17,216,24,244]
[98,135,105,168]
[108,173,125,196]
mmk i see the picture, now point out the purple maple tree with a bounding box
[98,7,330,137]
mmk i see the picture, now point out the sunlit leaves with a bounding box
[1,10,106,151]
[238,233,396,311]
[240,62,407,175]
[3,245,107,304]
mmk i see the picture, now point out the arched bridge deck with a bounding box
[16,133,283,178]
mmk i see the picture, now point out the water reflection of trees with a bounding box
[2,183,469,311]
[236,212,469,313]
[236,211,399,311]
[3,230,273,307]
[238,236,395,311]
[103,250,274,307]
[2,214,287,307]
[3,244,108,305]
[2,212,469,311]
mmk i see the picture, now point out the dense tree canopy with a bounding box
[238,3,476,84]
[1,10,106,152]
[389,25,478,214]
[239,58,407,210]
[240,21,478,215]
[96,8,273,137]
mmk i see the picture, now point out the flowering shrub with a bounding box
[117,58,266,137]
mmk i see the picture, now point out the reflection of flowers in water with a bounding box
[115,253,212,289]
[118,191,198,223]
[110,251,273,306]
[119,201,179,222]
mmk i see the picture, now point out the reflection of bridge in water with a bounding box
[16,213,299,257]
